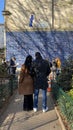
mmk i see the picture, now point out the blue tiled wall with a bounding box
[6,31,73,67]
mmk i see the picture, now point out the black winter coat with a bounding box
[32,58,51,90]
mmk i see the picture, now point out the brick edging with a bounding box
[55,106,66,130]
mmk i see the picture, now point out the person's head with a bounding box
[14,57,16,60]
[52,59,55,63]
[25,55,32,67]
[35,52,42,60]
[11,56,16,61]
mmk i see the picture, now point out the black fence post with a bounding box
[9,75,13,95]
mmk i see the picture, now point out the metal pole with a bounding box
[2,0,12,58]
[3,0,6,58]
[52,0,54,30]
[4,22,6,58]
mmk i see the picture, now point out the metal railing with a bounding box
[0,75,18,109]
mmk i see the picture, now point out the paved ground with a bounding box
[0,90,63,130]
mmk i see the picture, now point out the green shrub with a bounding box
[68,89,73,99]
[57,56,73,91]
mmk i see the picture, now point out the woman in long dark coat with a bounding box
[18,55,34,111]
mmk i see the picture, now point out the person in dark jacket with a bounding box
[32,52,51,112]
[10,57,17,75]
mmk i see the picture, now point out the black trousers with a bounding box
[12,67,16,74]
[23,94,33,111]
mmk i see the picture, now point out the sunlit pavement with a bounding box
[0,90,64,130]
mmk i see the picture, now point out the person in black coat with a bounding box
[10,57,17,75]
[32,52,51,112]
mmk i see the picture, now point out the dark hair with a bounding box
[35,52,42,59]
[25,55,32,70]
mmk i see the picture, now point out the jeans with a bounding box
[33,89,47,109]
